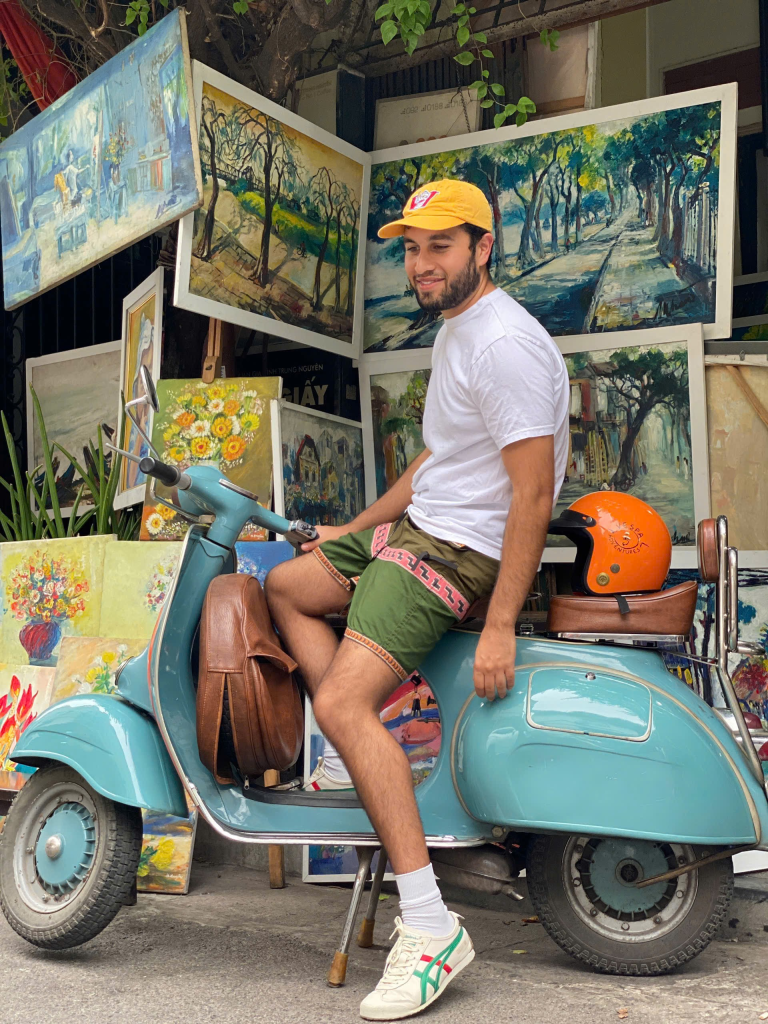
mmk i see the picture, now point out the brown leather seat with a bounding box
[546,580,698,637]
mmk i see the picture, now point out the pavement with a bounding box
[2,862,768,1024]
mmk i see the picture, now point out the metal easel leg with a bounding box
[357,849,388,948]
[327,846,375,987]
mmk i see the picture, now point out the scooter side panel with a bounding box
[10,695,188,817]
[435,632,765,845]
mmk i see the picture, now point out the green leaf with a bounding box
[457,14,468,26]
[469,80,484,90]
[125,8,136,24]
[1,410,30,539]
[516,111,527,126]
[457,25,470,46]
[490,83,504,96]
[138,22,147,34]
[504,103,517,114]
[481,48,493,57]
[481,69,489,77]
[517,95,536,113]
[475,83,488,98]
[454,51,475,65]
[473,31,487,43]
[494,111,507,129]
[381,19,398,44]
[29,387,65,537]
[468,5,476,11]
[480,98,494,108]
[452,3,465,12]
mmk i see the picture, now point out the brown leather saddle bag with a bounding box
[196,573,303,785]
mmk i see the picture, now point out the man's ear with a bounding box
[477,231,494,269]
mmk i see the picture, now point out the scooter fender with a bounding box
[448,635,767,846]
[10,695,187,818]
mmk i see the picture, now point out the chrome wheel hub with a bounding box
[13,782,99,914]
[564,836,697,941]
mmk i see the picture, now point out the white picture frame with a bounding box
[174,62,371,360]
[114,268,164,510]
[271,399,365,523]
[543,323,708,568]
[365,82,737,352]
[26,340,122,519]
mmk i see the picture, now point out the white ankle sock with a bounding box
[321,740,352,783]
[395,863,454,937]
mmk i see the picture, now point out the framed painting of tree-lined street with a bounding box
[174,64,369,358]
[543,324,709,564]
[363,84,736,353]
[358,349,432,506]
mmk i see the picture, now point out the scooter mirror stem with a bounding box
[105,442,143,465]
[123,402,161,461]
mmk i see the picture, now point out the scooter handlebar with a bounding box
[139,456,191,491]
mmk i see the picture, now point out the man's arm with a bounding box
[472,434,555,701]
[300,448,431,552]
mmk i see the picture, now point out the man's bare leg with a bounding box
[264,554,350,697]
[312,638,429,874]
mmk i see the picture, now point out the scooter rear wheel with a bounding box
[527,834,733,975]
[0,763,143,950]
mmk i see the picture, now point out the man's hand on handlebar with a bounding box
[300,523,354,553]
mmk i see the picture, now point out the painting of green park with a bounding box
[187,78,364,347]
[369,368,431,498]
[364,99,723,351]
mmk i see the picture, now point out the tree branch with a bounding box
[27,0,116,61]
[198,0,245,83]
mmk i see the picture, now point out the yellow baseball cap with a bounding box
[377,179,493,239]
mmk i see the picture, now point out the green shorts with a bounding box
[314,517,499,680]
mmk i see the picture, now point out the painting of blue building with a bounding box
[0,8,202,309]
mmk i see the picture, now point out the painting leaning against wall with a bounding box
[552,338,697,546]
[274,402,364,526]
[364,86,735,352]
[174,64,367,358]
[0,9,202,310]
[366,366,431,500]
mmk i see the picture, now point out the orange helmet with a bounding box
[549,492,672,595]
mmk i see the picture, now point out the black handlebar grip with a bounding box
[139,456,182,488]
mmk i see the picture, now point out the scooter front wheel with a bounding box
[0,763,143,949]
[527,834,733,975]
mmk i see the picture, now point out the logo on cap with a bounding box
[409,189,439,211]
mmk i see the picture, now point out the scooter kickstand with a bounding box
[357,848,388,948]
[327,846,376,987]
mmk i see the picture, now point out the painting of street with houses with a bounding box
[278,404,364,526]
[553,341,695,545]
[184,72,365,347]
[364,98,723,351]
[0,10,201,309]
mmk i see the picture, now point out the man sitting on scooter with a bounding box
[266,179,570,1021]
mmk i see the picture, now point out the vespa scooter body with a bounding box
[12,466,768,853]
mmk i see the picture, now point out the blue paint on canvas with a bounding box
[235,541,294,585]
[0,9,201,309]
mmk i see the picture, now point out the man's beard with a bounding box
[411,255,481,312]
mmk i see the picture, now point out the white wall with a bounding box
[646,0,759,96]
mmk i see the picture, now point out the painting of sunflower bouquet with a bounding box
[140,377,282,541]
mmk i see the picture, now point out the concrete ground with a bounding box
[1,862,768,1024]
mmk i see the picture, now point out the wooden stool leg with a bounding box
[357,848,387,948]
[263,769,284,888]
[327,846,374,987]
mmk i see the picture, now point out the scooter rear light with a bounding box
[757,742,768,762]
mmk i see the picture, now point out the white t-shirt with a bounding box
[407,288,570,561]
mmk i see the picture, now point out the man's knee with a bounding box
[263,561,291,605]
[313,679,356,740]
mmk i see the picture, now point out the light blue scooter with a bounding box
[2,370,767,981]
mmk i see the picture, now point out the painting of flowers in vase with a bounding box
[140,377,281,541]
[99,541,181,640]
[0,536,112,666]
[51,636,147,703]
[0,664,56,770]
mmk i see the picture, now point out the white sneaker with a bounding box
[303,757,355,792]
[359,913,474,1020]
